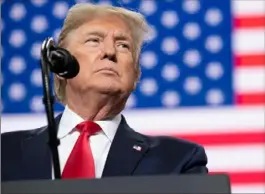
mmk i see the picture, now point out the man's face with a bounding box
[64,14,137,97]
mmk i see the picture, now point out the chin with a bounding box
[94,81,123,95]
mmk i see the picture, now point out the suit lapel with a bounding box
[102,115,149,177]
[21,113,148,178]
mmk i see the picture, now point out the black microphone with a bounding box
[43,37,80,79]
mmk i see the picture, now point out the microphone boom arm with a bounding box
[40,37,61,179]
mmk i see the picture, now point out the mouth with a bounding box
[95,68,119,76]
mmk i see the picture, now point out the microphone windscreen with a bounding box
[49,48,79,79]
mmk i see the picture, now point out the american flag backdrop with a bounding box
[1,0,265,193]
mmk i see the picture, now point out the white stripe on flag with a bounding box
[232,184,265,193]
[123,107,264,134]
[2,107,264,134]
[233,29,265,54]
[234,67,265,93]
[206,144,265,172]
[233,0,265,16]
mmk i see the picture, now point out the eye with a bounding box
[117,42,130,49]
[86,38,100,43]
[85,37,101,47]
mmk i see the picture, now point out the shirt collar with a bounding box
[57,105,121,142]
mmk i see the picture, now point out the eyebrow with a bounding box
[85,30,132,43]
[114,32,132,42]
[85,31,105,38]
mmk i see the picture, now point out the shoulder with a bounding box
[1,126,48,165]
[1,113,63,141]
[144,132,205,154]
[1,126,46,143]
[138,132,208,173]
[122,115,205,156]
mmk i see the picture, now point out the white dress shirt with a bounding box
[54,106,121,179]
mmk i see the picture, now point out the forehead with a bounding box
[76,14,132,38]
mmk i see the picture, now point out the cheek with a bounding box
[75,49,92,66]
[67,52,94,86]
[71,44,101,66]
[121,53,134,70]
[73,49,100,77]
[120,55,136,80]
[123,64,137,86]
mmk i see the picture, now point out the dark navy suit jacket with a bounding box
[1,114,208,181]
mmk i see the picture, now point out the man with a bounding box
[2,3,208,181]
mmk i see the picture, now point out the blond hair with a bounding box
[54,3,151,105]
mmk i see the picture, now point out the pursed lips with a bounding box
[95,67,119,76]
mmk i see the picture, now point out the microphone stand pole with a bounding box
[40,38,61,179]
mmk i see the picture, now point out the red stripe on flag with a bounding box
[235,54,265,67]
[236,93,265,105]
[211,171,265,185]
[172,131,265,146]
[147,131,265,146]
[234,16,265,28]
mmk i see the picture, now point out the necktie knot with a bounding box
[75,120,101,136]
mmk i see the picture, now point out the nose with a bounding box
[101,36,117,62]
[104,38,116,55]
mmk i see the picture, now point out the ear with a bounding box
[133,56,141,88]
[132,81,137,91]
[132,68,141,91]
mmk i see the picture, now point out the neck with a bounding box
[65,91,127,121]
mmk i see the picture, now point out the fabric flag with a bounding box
[1,0,264,193]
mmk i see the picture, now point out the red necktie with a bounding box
[62,120,101,179]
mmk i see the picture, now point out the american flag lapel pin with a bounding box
[133,145,142,151]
